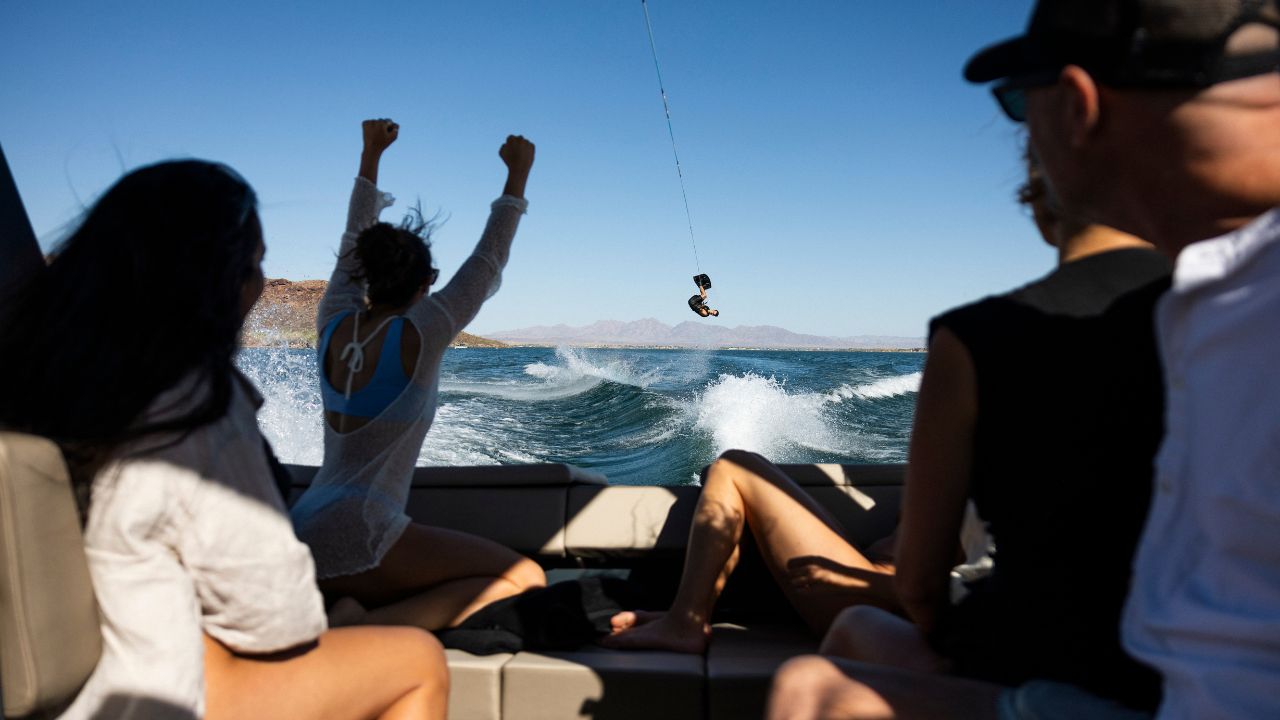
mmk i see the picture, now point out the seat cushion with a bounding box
[502,646,703,720]
[446,649,513,720]
[0,433,101,717]
[706,623,819,720]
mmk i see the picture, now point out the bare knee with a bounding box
[507,556,546,590]
[770,656,887,720]
[715,449,767,475]
[819,605,879,658]
[706,450,767,495]
[396,627,449,691]
[774,655,840,694]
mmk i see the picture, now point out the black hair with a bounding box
[351,203,437,308]
[0,160,262,500]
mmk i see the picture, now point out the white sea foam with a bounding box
[416,403,541,466]
[693,372,848,458]
[525,346,659,387]
[442,376,605,402]
[826,372,922,402]
[236,346,326,465]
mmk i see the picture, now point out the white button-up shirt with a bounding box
[60,376,326,720]
[1123,209,1280,720]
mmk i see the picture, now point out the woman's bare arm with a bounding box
[893,327,978,633]
[357,118,398,186]
[317,120,400,328]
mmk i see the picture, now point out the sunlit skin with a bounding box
[1027,67,1280,258]
[601,449,898,655]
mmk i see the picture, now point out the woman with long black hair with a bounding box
[0,160,448,720]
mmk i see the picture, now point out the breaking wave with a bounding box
[827,372,922,402]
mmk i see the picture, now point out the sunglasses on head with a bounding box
[992,70,1062,122]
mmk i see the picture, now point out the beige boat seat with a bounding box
[501,647,704,720]
[0,433,101,719]
[706,623,818,720]
[288,463,609,564]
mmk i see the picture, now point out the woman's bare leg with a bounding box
[603,450,893,652]
[323,523,546,630]
[820,605,947,673]
[204,626,448,720]
[767,655,1000,720]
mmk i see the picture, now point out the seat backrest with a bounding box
[0,432,101,717]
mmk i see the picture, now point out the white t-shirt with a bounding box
[59,375,326,720]
[1122,209,1280,720]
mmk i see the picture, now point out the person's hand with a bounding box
[499,135,535,173]
[362,118,399,155]
[499,135,535,198]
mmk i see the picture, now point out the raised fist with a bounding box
[362,118,399,154]
[499,135,535,176]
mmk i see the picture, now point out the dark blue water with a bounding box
[237,346,923,486]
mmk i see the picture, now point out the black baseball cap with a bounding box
[965,0,1280,87]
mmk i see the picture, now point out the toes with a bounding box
[610,611,639,632]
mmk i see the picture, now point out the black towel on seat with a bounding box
[437,576,642,655]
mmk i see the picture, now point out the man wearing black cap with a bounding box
[767,2,1280,718]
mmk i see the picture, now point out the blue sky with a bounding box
[1,1,1041,338]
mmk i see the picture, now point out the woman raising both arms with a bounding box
[290,119,547,630]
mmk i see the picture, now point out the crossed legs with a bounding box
[603,449,896,653]
[322,522,547,631]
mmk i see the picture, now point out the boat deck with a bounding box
[284,461,903,720]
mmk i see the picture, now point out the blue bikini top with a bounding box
[318,311,410,419]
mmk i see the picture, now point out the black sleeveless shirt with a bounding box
[928,248,1171,710]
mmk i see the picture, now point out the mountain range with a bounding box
[243,280,923,350]
[486,319,924,350]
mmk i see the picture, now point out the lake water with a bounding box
[237,346,923,486]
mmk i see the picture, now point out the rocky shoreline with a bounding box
[242,279,505,348]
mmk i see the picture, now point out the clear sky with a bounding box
[2,1,1042,338]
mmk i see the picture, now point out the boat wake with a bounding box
[443,347,659,402]
[237,345,921,483]
[826,371,922,402]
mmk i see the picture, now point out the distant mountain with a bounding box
[486,318,924,350]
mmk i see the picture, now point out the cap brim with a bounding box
[964,35,1034,83]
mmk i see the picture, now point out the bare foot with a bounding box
[327,596,367,627]
[609,609,664,633]
[598,612,710,654]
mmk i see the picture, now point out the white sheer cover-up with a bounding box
[290,177,527,579]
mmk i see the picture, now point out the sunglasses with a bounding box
[992,70,1061,122]
[429,266,440,286]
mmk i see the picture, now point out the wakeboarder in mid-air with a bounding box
[688,273,718,317]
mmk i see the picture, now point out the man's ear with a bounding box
[1058,65,1101,148]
